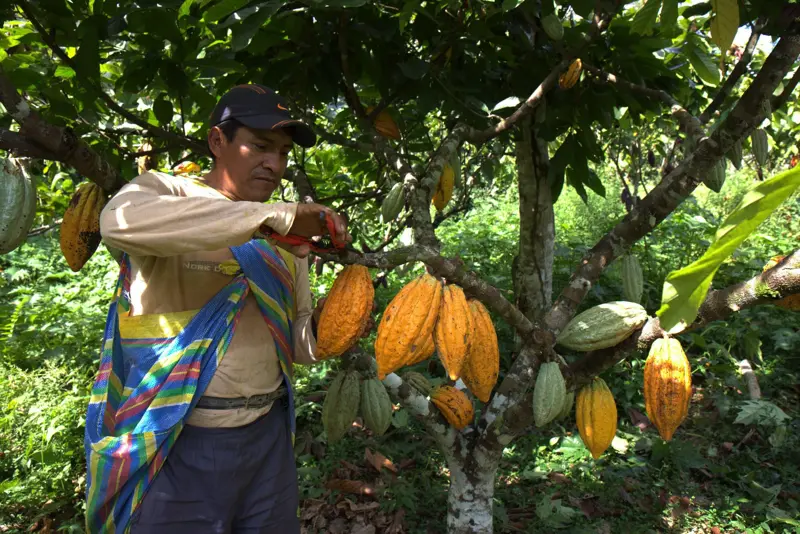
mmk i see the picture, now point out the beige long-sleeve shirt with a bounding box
[99,170,318,428]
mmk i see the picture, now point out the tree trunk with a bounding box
[446,443,499,534]
[514,115,555,322]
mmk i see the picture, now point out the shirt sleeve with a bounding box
[99,172,298,257]
[292,255,319,365]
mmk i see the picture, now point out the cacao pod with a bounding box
[760,97,772,120]
[761,255,800,311]
[451,151,462,189]
[643,337,692,441]
[533,362,567,427]
[557,390,575,420]
[402,370,433,396]
[366,106,401,140]
[60,181,106,272]
[559,58,582,90]
[430,385,474,430]
[434,284,473,381]
[322,370,361,443]
[316,264,375,359]
[407,333,436,366]
[460,299,499,403]
[751,129,768,166]
[0,158,37,254]
[556,301,648,352]
[576,377,617,459]
[702,159,726,193]
[432,163,455,212]
[375,273,443,379]
[541,13,564,41]
[727,139,743,170]
[174,161,201,175]
[621,254,644,304]
[361,377,393,436]
[381,182,405,223]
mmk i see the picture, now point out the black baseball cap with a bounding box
[208,84,316,148]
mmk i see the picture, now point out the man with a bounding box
[84,84,350,533]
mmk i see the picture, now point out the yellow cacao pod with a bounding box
[643,337,692,441]
[559,58,582,89]
[432,163,455,212]
[576,377,617,459]
[556,301,648,352]
[430,385,474,430]
[407,333,436,366]
[60,182,106,272]
[375,273,443,379]
[460,299,499,403]
[174,161,201,175]
[761,255,800,311]
[316,265,375,359]
[434,284,473,381]
[366,106,401,140]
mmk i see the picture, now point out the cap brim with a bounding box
[237,114,317,148]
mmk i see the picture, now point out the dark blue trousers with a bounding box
[130,399,300,533]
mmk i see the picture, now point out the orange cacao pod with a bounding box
[366,106,401,140]
[432,163,455,212]
[559,58,582,89]
[460,299,499,403]
[430,385,474,430]
[434,284,473,380]
[60,182,106,272]
[576,377,617,459]
[761,255,800,310]
[316,265,375,359]
[643,337,692,441]
[407,333,436,366]
[375,273,442,379]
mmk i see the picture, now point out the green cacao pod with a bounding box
[542,13,564,41]
[361,377,393,436]
[760,97,772,120]
[322,370,361,443]
[557,390,575,420]
[533,362,567,427]
[751,129,768,166]
[381,182,405,223]
[621,254,644,304]
[402,371,433,396]
[703,159,726,193]
[556,301,648,352]
[0,158,37,254]
[727,139,743,170]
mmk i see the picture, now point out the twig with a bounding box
[27,219,62,237]
[738,360,762,400]
[771,65,800,114]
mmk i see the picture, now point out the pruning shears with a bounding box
[263,211,361,255]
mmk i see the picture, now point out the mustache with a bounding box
[251,171,279,182]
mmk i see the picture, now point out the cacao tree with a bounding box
[2,1,800,532]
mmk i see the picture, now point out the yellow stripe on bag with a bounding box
[118,309,200,339]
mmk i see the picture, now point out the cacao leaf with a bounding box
[492,96,521,112]
[657,166,800,333]
[203,0,250,22]
[660,0,678,30]
[153,95,173,124]
[687,43,720,86]
[631,0,662,36]
[710,0,739,55]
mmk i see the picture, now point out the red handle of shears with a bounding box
[264,211,349,254]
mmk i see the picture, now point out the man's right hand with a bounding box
[288,203,352,245]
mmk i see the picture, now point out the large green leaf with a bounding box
[660,0,678,30]
[710,0,739,53]
[656,166,800,333]
[686,42,720,86]
[202,0,251,22]
[631,0,662,36]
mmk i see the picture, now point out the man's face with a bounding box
[211,125,293,202]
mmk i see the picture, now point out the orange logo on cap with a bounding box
[277,103,288,110]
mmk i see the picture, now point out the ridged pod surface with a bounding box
[434,284,473,380]
[727,139,743,170]
[576,377,617,459]
[361,378,393,436]
[703,159,726,193]
[556,301,648,352]
[559,58,582,89]
[402,371,433,396]
[557,390,575,420]
[460,299,499,403]
[430,385,474,430]
[761,255,800,311]
[381,182,405,222]
[375,273,443,379]
[541,13,564,41]
[432,163,455,212]
[366,106,401,140]
[621,254,644,304]
[644,337,692,441]
[322,370,361,443]
[60,181,106,272]
[533,362,567,427]
[316,265,375,359]
[407,333,435,366]
[751,129,768,166]
[0,159,37,254]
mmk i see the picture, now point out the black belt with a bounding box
[195,386,287,410]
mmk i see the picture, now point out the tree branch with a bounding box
[699,26,762,124]
[16,0,208,156]
[771,64,800,113]
[0,128,57,159]
[0,68,127,193]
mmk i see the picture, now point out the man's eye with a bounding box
[254,143,267,150]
